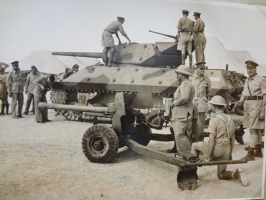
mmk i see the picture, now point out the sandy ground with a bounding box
[0,109,265,200]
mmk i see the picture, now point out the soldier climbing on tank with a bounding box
[102,17,131,67]
[177,10,194,68]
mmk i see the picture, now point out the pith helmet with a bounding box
[209,95,227,106]
[175,65,193,76]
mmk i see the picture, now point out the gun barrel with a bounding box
[183,159,247,167]
[38,103,108,113]
[52,52,102,58]
[149,30,176,39]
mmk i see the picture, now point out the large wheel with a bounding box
[82,124,119,163]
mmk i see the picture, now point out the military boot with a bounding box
[23,100,31,115]
[189,54,193,68]
[234,168,248,187]
[254,144,263,157]
[244,145,250,151]
[241,148,255,161]
[181,54,186,65]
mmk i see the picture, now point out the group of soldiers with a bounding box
[0,61,56,123]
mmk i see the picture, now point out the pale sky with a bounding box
[0,0,266,65]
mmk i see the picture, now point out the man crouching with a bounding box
[191,95,248,186]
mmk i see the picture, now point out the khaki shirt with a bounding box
[208,111,235,142]
[6,70,25,94]
[33,76,51,98]
[25,72,41,93]
[177,18,194,32]
[242,74,266,96]
[193,18,205,34]
[171,79,195,121]
[104,21,127,37]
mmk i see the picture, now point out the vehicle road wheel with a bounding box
[82,124,119,163]
[235,105,244,116]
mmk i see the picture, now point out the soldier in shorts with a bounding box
[102,17,131,66]
[237,60,266,161]
[177,10,194,67]
[191,95,248,186]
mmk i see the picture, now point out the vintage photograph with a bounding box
[0,0,266,199]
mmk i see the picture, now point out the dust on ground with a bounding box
[0,110,265,200]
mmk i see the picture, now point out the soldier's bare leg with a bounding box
[103,47,110,66]
[108,47,115,67]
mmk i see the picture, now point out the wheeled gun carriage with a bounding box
[39,33,247,189]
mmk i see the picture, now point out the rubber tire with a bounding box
[235,106,244,116]
[82,124,119,163]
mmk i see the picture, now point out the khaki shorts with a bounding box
[177,32,192,52]
[101,31,114,47]
[244,99,265,129]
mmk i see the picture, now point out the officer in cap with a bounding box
[6,61,25,119]
[168,65,195,156]
[191,95,248,187]
[102,16,131,67]
[237,60,266,161]
[177,10,194,67]
[193,12,206,63]
[23,65,41,115]
[0,62,10,115]
[191,61,211,138]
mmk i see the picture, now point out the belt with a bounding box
[247,96,263,100]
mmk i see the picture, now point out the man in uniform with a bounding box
[191,95,248,186]
[23,66,41,115]
[237,60,266,161]
[193,12,206,63]
[102,17,131,67]
[6,61,25,119]
[177,10,194,67]
[169,65,195,156]
[0,62,10,115]
[33,74,55,123]
[191,61,211,138]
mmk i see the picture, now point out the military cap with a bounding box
[72,64,79,69]
[182,10,189,13]
[175,65,193,76]
[193,12,201,16]
[117,16,125,21]
[11,61,19,66]
[31,65,37,69]
[245,60,259,67]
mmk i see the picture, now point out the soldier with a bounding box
[191,95,248,186]
[102,17,131,67]
[191,62,211,138]
[33,75,55,123]
[23,66,41,115]
[193,12,206,63]
[59,64,79,81]
[177,10,194,67]
[169,65,195,156]
[6,61,25,119]
[237,60,266,161]
[0,62,10,115]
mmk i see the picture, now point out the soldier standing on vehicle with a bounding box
[102,17,131,67]
[169,65,195,156]
[191,62,211,138]
[191,95,248,186]
[23,66,41,115]
[33,75,55,123]
[0,62,10,115]
[177,10,194,68]
[6,61,25,119]
[193,12,206,63]
[237,60,266,161]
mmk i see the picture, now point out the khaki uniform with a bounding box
[6,70,25,117]
[0,74,7,100]
[171,79,195,156]
[191,111,236,179]
[33,76,51,122]
[242,74,266,130]
[193,18,206,63]
[191,75,211,133]
[24,72,41,113]
[102,21,128,47]
[177,18,194,51]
